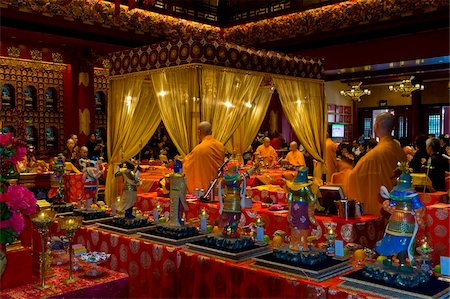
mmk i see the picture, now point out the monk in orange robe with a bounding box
[284,141,305,166]
[346,112,407,216]
[255,137,278,166]
[183,121,225,194]
[325,133,338,183]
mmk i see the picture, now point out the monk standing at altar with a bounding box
[183,121,225,194]
[284,141,306,167]
[255,137,278,166]
[346,112,406,216]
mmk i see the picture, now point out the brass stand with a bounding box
[60,216,83,284]
[31,210,57,290]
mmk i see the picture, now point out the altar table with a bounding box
[76,226,330,298]
[0,263,128,299]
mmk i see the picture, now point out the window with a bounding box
[398,116,408,138]
[428,114,441,136]
[363,117,372,138]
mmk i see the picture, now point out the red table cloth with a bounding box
[0,263,128,299]
[76,226,180,298]
[63,173,84,202]
[177,249,328,299]
[420,191,448,206]
[0,246,33,289]
[424,203,450,264]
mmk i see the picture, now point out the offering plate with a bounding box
[137,224,207,246]
[251,247,352,281]
[97,217,154,235]
[339,268,450,299]
[186,234,270,263]
[79,252,111,277]
[73,209,113,224]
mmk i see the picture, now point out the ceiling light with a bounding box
[340,82,371,102]
[158,90,167,97]
[388,76,424,97]
[245,102,252,108]
[224,101,233,108]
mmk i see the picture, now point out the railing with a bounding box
[109,0,347,25]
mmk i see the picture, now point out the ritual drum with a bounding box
[63,173,84,202]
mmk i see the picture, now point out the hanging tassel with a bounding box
[128,0,136,10]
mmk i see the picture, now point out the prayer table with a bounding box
[0,263,128,299]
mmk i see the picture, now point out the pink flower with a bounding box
[4,185,37,216]
[9,145,26,164]
[8,211,25,234]
[0,133,12,146]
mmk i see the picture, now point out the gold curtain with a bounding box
[105,76,161,205]
[201,66,264,145]
[227,87,273,158]
[273,77,326,179]
[151,66,201,156]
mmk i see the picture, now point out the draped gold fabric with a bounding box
[228,87,273,158]
[273,77,326,180]
[151,67,201,157]
[201,66,264,145]
[105,76,161,205]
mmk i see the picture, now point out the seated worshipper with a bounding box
[346,112,407,216]
[62,138,78,164]
[325,128,339,182]
[409,134,428,173]
[255,137,278,166]
[85,133,102,159]
[183,121,225,194]
[426,137,447,192]
[284,141,306,167]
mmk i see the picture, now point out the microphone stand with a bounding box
[200,158,230,203]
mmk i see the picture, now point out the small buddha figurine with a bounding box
[115,161,141,218]
[375,162,426,272]
[82,158,104,210]
[24,87,34,108]
[167,160,188,227]
[218,162,246,237]
[285,166,318,251]
[1,86,11,107]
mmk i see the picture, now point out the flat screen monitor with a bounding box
[317,185,345,215]
[331,123,345,138]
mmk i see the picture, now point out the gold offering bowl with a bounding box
[59,216,83,233]
[31,210,57,229]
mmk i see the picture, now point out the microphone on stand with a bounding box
[200,158,230,203]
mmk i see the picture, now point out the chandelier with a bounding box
[388,76,424,97]
[340,82,371,102]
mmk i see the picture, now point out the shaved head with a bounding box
[374,112,395,138]
[289,141,298,151]
[198,121,212,140]
[263,137,271,147]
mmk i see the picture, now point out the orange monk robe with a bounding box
[325,138,339,182]
[285,150,305,166]
[183,135,225,194]
[345,136,407,216]
[255,144,278,165]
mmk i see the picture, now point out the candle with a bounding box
[256,226,264,242]
[200,210,207,231]
[153,209,159,222]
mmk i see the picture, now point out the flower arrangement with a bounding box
[0,133,37,245]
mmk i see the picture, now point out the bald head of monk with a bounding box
[289,141,298,152]
[198,121,213,141]
[374,112,395,138]
[263,137,271,148]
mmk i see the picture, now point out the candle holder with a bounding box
[255,215,265,242]
[200,208,208,231]
[59,216,83,284]
[31,210,57,290]
[416,240,434,274]
[324,225,337,257]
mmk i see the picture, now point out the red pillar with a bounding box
[69,55,95,146]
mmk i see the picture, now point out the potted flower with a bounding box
[0,132,37,277]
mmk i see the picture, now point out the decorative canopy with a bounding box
[109,35,324,79]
